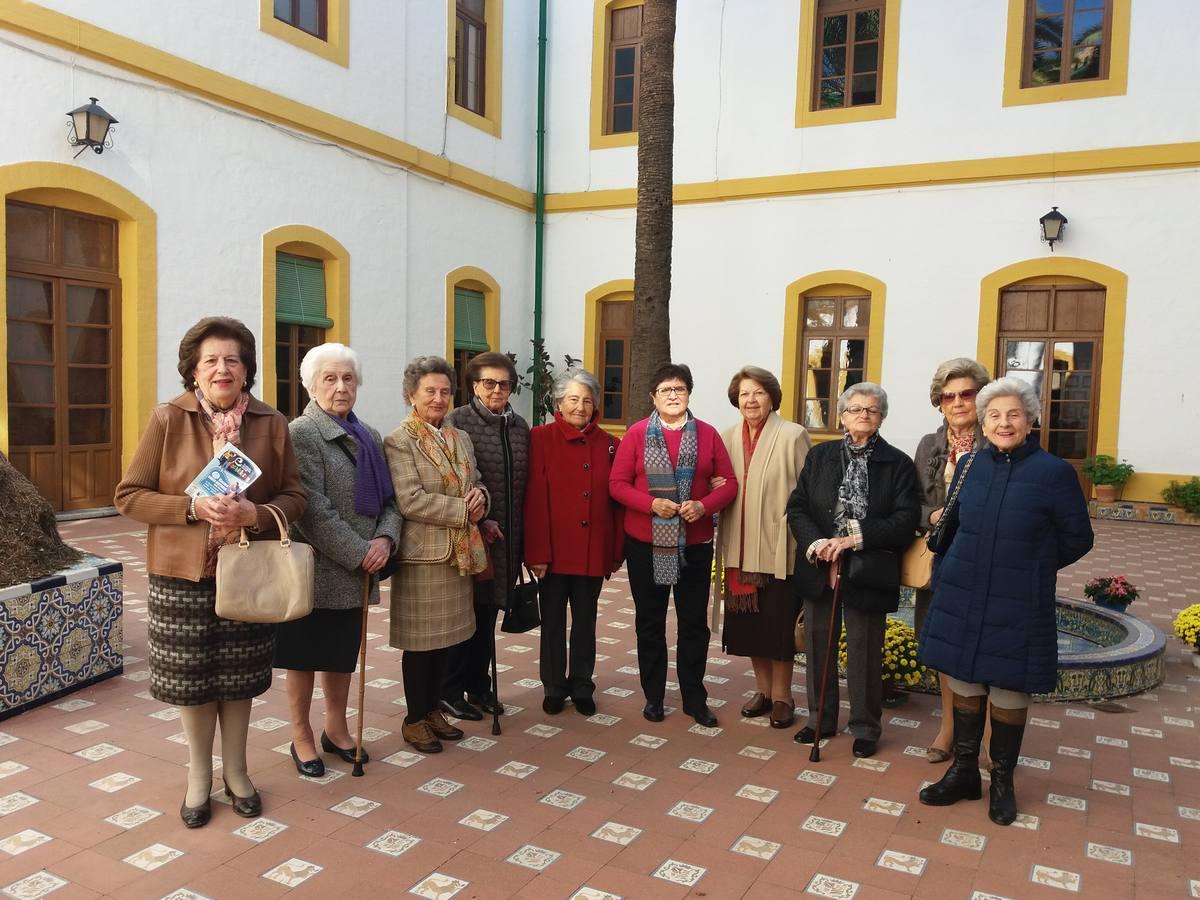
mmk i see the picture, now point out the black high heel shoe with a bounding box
[321,731,368,765]
[291,742,325,778]
[179,794,211,828]
[223,777,263,818]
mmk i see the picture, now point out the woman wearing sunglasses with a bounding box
[913,358,990,764]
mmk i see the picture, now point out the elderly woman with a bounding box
[525,369,624,716]
[919,377,1093,825]
[278,343,401,777]
[717,367,811,728]
[115,317,306,827]
[610,363,737,727]
[913,358,990,764]
[384,356,490,754]
[442,352,530,720]
[786,383,919,759]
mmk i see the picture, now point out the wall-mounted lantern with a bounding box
[66,98,118,158]
[1039,206,1067,252]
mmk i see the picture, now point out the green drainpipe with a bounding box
[532,0,548,423]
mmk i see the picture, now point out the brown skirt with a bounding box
[721,576,801,661]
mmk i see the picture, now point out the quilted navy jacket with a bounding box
[918,435,1094,694]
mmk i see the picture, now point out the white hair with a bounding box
[837,382,889,419]
[553,368,601,405]
[976,376,1041,422]
[299,342,363,395]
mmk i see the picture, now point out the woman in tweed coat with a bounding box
[278,343,401,777]
[385,356,490,753]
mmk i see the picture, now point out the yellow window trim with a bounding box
[258,0,348,67]
[445,266,502,361]
[1002,0,1130,107]
[781,270,886,429]
[0,163,156,472]
[794,0,901,128]
[590,0,643,150]
[262,226,351,408]
[978,256,1127,492]
[446,0,503,137]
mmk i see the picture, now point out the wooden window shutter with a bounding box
[276,252,333,328]
[454,288,489,352]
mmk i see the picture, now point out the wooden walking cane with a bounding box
[810,556,843,764]
[352,571,370,777]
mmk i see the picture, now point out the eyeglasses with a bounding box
[655,386,689,397]
[738,389,769,401]
[844,405,881,417]
[478,378,514,393]
[940,388,979,404]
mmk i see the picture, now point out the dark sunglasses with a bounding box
[478,378,514,392]
[940,388,979,404]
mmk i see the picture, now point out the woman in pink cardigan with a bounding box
[609,363,737,727]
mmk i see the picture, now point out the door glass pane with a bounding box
[7,364,54,404]
[842,298,868,327]
[61,213,116,271]
[1036,1,1064,14]
[819,77,845,108]
[614,46,636,77]
[1070,46,1101,80]
[1049,401,1090,428]
[1031,50,1061,84]
[1048,431,1087,459]
[851,73,878,105]
[806,339,833,368]
[855,9,880,40]
[603,393,622,421]
[611,105,634,133]
[67,326,109,364]
[66,285,110,324]
[1005,340,1045,370]
[68,367,109,404]
[1005,370,1045,417]
[298,0,321,35]
[8,321,53,362]
[1034,16,1064,49]
[6,276,53,320]
[1072,9,1104,45]
[1058,340,1094,370]
[838,368,865,395]
[9,407,55,446]
[613,75,635,104]
[804,399,829,431]
[604,339,624,366]
[822,14,847,45]
[69,408,110,445]
[854,41,879,74]
[805,298,835,328]
[603,365,624,394]
[5,203,52,263]
[822,46,846,77]
[839,339,866,370]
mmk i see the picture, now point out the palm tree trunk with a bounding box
[629,0,676,420]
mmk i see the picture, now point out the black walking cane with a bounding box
[489,615,502,736]
[352,571,370,777]
[809,556,843,764]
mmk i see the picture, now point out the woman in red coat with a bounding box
[524,369,624,717]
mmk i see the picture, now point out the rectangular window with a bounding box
[276,324,324,421]
[606,5,643,135]
[597,299,633,425]
[812,0,884,110]
[453,287,489,407]
[455,0,487,116]
[798,295,870,433]
[1023,0,1110,87]
[274,0,327,40]
[275,252,332,420]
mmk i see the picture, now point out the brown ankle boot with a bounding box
[426,710,464,741]
[402,720,442,754]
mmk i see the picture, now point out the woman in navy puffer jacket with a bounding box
[918,376,1093,826]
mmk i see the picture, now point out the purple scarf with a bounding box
[332,410,394,517]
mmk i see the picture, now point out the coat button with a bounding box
[581,520,589,527]
[583,491,590,498]
[583,463,590,470]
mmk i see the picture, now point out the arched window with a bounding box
[584,279,634,427]
[445,267,501,407]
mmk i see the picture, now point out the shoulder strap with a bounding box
[931,450,977,536]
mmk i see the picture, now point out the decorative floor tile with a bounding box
[629,733,666,749]
[566,746,606,763]
[1086,842,1132,865]
[1163,715,1194,727]
[1,871,68,899]
[1058,745,1092,759]
[612,771,655,791]
[51,699,93,712]
[524,724,561,738]
[739,745,775,760]
[501,704,525,716]
[591,821,642,845]
[365,677,399,688]
[806,872,859,898]
[1046,793,1087,811]
[417,778,464,797]
[361,726,390,741]
[1170,756,1200,768]
[148,707,180,721]
[1130,726,1163,738]
[541,789,585,809]
[1132,767,1169,782]
[735,784,778,803]
[459,809,509,831]
[852,757,889,772]
[0,793,37,816]
[495,761,537,779]
[903,745,928,757]
[0,763,28,780]
[262,857,322,888]
[603,686,634,697]
[864,797,905,816]
[802,815,846,837]
[667,801,713,823]
[297,768,344,785]
[1013,813,1040,830]
[571,888,622,900]
[0,736,14,750]
[888,717,920,728]
[652,859,705,887]
[506,844,560,871]
[1096,735,1129,748]
[1133,822,1179,842]
[1029,716,1060,729]
[457,736,496,752]
[877,849,926,875]
[679,757,718,774]
[1030,864,1081,892]
[941,828,986,851]
[381,750,425,768]
[232,818,287,842]
[587,713,620,726]
[89,772,140,793]
[0,830,51,856]
[74,743,123,761]
[331,796,380,818]
[688,723,722,736]
[970,892,1013,900]
[123,842,183,871]
[366,830,420,856]
[104,806,160,829]
[1090,779,1130,796]
[797,769,837,786]
[161,890,211,900]
[1179,805,1200,820]
[513,678,542,689]
[730,835,781,860]
[1017,755,1051,770]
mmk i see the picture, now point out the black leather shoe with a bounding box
[542,696,565,715]
[223,778,262,818]
[290,742,325,778]
[321,731,369,765]
[794,726,817,744]
[852,738,878,759]
[573,697,596,716]
[686,705,718,728]
[642,702,665,723]
[440,696,483,721]
[179,796,211,828]
[468,693,505,716]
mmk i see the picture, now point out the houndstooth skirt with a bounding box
[147,574,274,706]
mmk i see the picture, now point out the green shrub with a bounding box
[1080,455,1134,486]
[1161,478,1200,516]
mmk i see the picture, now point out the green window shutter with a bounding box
[276,252,334,329]
[454,288,489,352]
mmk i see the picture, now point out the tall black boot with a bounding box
[987,704,1028,826]
[918,694,985,806]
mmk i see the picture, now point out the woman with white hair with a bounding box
[918,377,1092,825]
[278,342,401,776]
[786,382,920,760]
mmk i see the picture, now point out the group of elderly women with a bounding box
[117,315,1092,832]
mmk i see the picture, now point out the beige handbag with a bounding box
[900,535,933,590]
[215,504,314,623]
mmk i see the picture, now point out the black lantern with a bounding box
[1039,206,1067,252]
[66,97,117,158]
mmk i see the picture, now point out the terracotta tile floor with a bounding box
[0,516,1197,899]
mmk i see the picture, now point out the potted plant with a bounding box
[1161,478,1200,519]
[1083,575,1139,613]
[1173,603,1200,669]
[1081,455,1135,502]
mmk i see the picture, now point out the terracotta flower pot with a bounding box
[1094,484,1120,503]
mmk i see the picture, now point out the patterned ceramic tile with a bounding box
[612,771,655,791]
[730,835,781,860]
[970,892,1013,900]
[570,888,622,900]
[0,830,51,856]
[513,678,542,689]
[1170,756,1200,768]
[501,704,525,717]
[524,723,562,738]
[123,842,183,871]
[262,857,322,888]
[51,699,93,712]
[0,793,38,816]
[903,745,929,757]
[852,757,889,772]
[74,742,123,761]
[1013,813,1040,830]
[1163,715,1195,727]
[330,796,380,818]
[1029,864,1081,892]
[1029,716,1061,729]
[735,784,778,803]
[797,769,837,786]
[457,736,496,752]
[688,723,723,736]
[1017,755,1051,770]
[495,761,538,779]
[652,859,705,887]
[506,844,560,871]
[366,830,420,856]
[591,821,644,846]
[296,767,344,785]
[1133,822,1179,843]
[88,772,140,793]
[459,809,509,831]
[1046,793,1087,811]
[738,745,776,760]
[864,797,905,816]
[103,806,160,829]
[364,677,399,688]
[888,717,920,728]
[1090,779,1131,796]
[566,746,606,763]
[248,716,288,732]
[877,849,926,875]
[1132,767,1169,782]
[0,762,28,780]
[148,707,180,721]
[603,686,634,698]
[1096,735,1129,748]
[806,873,859,898]
[1086,842,1132,865]
[360,726,390,741]
[802,815,846,837]
[941,828,987,851]
[587,713,621,726]
[541,789,585,809]
[0,871,68,899]
[667,801,713,822]
[381,749,425,768]
[1179,805,1200,820]
[232,818,287,842]
[1130,726,1163,738]
[1058,745,1092,759]
[679,757,718,774]
[418,778,464,797]
[629,733,667,749]
[160,890,211,900]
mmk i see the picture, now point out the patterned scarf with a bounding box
[835,432,877,537]
[400,411,489,576]
[330,409,395,517]
[944,427,976,487]
[644,410,698,585]
[194,389,250,576]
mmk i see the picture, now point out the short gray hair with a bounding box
[838,382,889,419]
[402,355,455,398]
[976,376,1040,422]
[928,357,990,408]
[553,368,601,405]
[299,342,363,395]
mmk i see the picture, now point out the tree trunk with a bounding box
[0,453,81,588]
[629,0,676,420]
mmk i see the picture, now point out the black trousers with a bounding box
[443,580,498,702]
[538,573,602,700]
[625,537,714,711]
[402,648,449,725]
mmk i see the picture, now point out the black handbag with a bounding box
[842,548,900,593]
[926,451,977,555]
[500,566,541,634]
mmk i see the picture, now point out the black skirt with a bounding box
[722,576,802,661]
[274,608,363,673]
